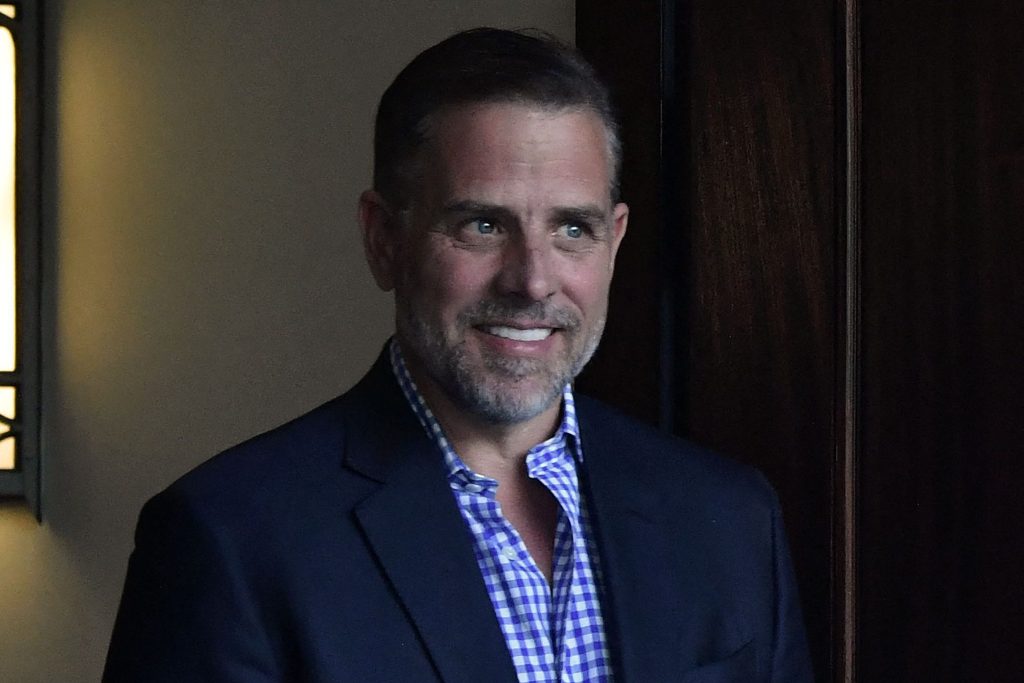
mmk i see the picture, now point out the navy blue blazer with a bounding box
[104,349,812,682]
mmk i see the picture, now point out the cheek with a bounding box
[563,261,614,315]
[436,263,479,296]
[410,249,496,313]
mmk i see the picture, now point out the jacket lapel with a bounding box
[343,355,518,683]
[341,353,734,682]
[577,398,726,682]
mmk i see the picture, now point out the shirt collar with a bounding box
[387,338,583,479]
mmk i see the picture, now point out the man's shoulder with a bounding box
[148,356,403,528]
[170,393,352,494]
[144,394,353,528]
[574,392,779,511]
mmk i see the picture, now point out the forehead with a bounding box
[418,103,614,203]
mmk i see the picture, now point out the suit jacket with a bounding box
[104,349,812,682]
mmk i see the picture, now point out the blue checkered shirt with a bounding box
[389,340,613,682]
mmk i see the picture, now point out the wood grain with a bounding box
[858,1,1024,679]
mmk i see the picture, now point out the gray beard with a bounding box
[398,298,604,425]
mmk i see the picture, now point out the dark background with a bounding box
[577,1,1024,680]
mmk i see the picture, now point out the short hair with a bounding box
[372,27,621,207]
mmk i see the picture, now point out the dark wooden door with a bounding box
[576,1,1024,680]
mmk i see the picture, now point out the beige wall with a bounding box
[0,2,573,680]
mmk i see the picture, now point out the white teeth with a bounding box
[483,326,553,342]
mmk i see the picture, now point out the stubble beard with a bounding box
[397,297,606,425]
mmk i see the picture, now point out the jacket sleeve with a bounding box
[768,489,815,682]
[103,489,281,682]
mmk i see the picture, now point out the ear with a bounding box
[608,201,629,271]
[358,189,401,291]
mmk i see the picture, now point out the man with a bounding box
[105,28,812,682]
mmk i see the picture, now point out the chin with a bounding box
[451,336,604,425]
[460,389,561,426]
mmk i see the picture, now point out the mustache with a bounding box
[458,299,581,330]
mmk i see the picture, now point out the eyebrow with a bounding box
[441,200,516,222]
[551,205,609,226]
[441,200,610,229]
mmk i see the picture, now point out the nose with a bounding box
[495,232,556,302]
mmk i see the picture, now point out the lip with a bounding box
[479,325,554,343]
[474,319,561,330]
[472,324,561,354]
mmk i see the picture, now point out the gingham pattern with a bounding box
[389,340,613,682]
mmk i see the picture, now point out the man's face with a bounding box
[363,103,628,425]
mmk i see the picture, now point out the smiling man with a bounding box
[105,29,812,683]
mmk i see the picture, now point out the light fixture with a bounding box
[0,1,42,519]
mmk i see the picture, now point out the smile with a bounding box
[479,326,554,342]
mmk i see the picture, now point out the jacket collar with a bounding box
[340,349,722,682]
[341,349,519,683]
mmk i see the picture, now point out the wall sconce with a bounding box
[0,1,41,519]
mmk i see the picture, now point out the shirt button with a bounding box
[501,547,517,560]
[464,482,484,494]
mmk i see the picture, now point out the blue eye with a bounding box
[453,217,502,245]
[563,223,584,239]
[473,219,496,235]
